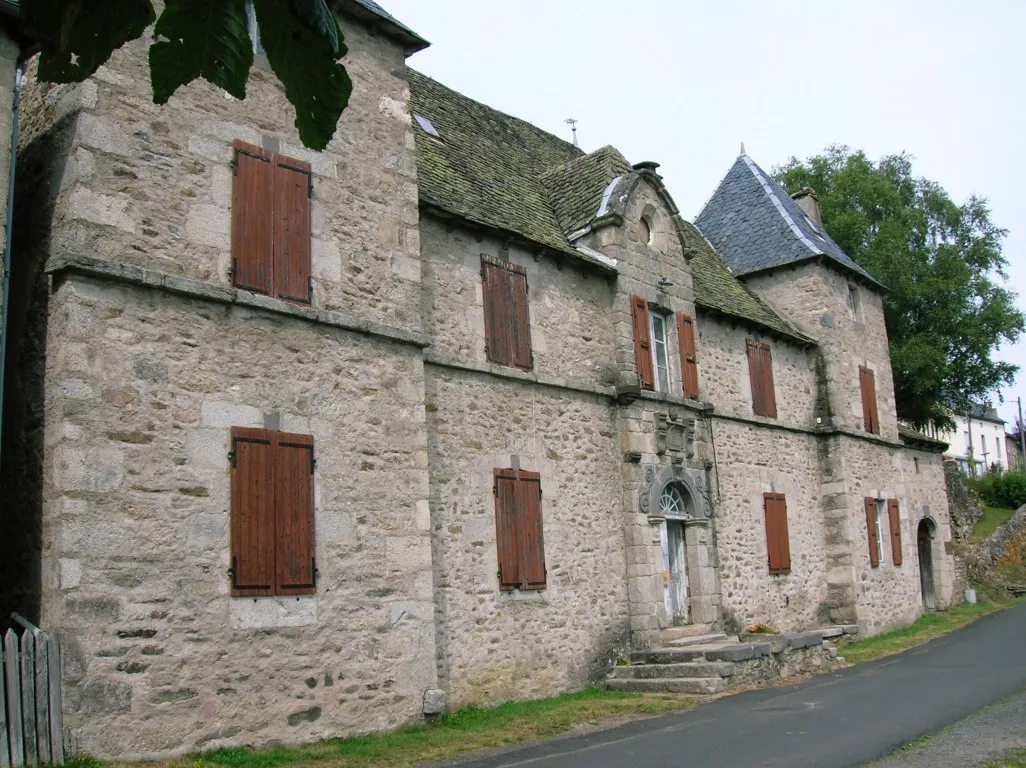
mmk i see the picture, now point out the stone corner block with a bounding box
[422,688,447,715]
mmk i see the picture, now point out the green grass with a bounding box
[840,595,1023,665]
[984,747,1026,767]
[122,688,691,768]
[971,505,1019,543]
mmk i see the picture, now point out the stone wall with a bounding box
[743,263,898,441]
[42,276,437,759]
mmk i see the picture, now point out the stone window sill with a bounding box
[498,589,548,603]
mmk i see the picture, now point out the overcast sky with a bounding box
[383,0,1026,429]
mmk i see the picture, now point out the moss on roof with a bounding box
[540,145,633,235]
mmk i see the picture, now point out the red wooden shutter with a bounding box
[274,432,316,595]
[677,313,700,400]
[631,295,654,390]
[482,257,513,366]
[860,366,880,434]
[888,498,903,566]
[494,469,520,590]
[231,141,274,295]
[230,427,275,596]
[509,265,533,370]
[764,493,791,574]
[865,497,880,567]
[517,471,546,589]
[273,157,313,304]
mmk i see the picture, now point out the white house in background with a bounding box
[927,404,1007,475]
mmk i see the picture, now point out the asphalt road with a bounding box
[451,603,1026,768]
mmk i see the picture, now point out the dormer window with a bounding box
[847,285,861,323]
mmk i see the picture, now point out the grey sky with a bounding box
[382,0,1026,429]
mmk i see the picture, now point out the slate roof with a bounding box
[695,155,884,289]
[407,71,811,344]
[898,424,948,453]
[342,0,429,53]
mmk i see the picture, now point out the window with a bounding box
[847,285,860,323]
[231,140,312,303]
[763,493,791,575]
[246,0,266,58]
[746,339,777,418]
[660,484,688,516]
[640,217,652,245]
[229,427,316,596]
[859,366,880,434]
[650,312,670,393]
[677,313,700,400]
[481,255,532,369]
[414,114,441,139]
[863,497,901,567]
[493,468,546,591]
[887,499,903,566]
[631,295,655,390]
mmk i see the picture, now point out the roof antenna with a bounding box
[565,118,579,147]
[740,141,746,157]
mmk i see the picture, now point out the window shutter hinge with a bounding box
[230,156,238,176]
[308,175,314,198]
[229,258,235,279]
[310,450,316,474]
[228,438,238,468]
[308,275,313,301]
[529,351,535,368]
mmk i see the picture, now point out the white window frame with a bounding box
[649,311,670,393]
[874,499,886,564]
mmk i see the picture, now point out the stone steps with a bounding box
[659,623,715,643]
[663,632,729,647]
[610,661,736,680]
[606,677,726,695]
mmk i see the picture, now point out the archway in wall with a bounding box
[659,483,693,624]
[918,518,937,612]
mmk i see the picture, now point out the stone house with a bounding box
[0,0,955,759]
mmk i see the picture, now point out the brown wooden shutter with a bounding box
[764,493,791,574]
[860,366,880,434]
[482,257,513,366]
[517,471,546,589]
[759,343,777,418]
[865,497,880,567]
[231,141,274,295]
[273,157,313,304]
[677,312,699,400]
[494,469,520,590]
[274,432,316,595]
[631,295,654,390]
[230,427,275,596]
[747,339,770,416]
[509,265,533,370]
[888,498,903,566]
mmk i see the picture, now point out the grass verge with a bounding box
[125,688,691,768]
[840,595,1023,665]
[984,747,1026,767]
[971,505,1019,543]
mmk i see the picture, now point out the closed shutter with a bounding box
[865,497,880,567]
[888,498,903,566]
[764,493,791,574]
[482,257,513,366]
[230,427,275,596]
[860,366,880,434]
[274,432,316,594]
[748,341,777,418]
[632,295,654,390]
[677,312,699,400]
[231,141,274,295]
[274,158,313,304]
[494,469,520,590]
[509,265,533,370]
[517,471,546,589]
[760,343,777,418]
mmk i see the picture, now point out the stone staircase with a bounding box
[607,624,854,695]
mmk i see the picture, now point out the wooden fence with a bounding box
[1,616,63,767]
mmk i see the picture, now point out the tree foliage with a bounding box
[22,0,352,150]
[775,146,1024,430]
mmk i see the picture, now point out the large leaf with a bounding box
[26,0,156,83]
[252,0,352,151]
[289,0,345,58]
[149,0,253,104]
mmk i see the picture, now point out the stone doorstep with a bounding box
[659,623,715,642]
[606,677,726,695]
[610,661,736,680]
[663,632,730,648]
[816,624,858,638]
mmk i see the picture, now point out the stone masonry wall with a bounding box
[743,264,898,441]
[41,277,437,759]
[424,365,629,708]
[21,16,423,335]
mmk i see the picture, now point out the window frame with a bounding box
[649,310,670,393]
[874,499,885,565]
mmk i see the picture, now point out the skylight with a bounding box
[414,114,441,139]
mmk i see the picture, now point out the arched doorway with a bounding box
[918,518,936,612]
[659,484,692,623]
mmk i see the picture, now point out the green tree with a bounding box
[775,146,1023,430]
[21,0,352,150]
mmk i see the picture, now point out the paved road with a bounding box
[451,603,1026,768]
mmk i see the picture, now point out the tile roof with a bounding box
[695,155,884,289]
[407,71,811,344]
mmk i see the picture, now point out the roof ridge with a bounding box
[739,155,823,256]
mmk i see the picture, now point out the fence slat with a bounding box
[32,635,48,767]
[4,631,22,768]
[46,636,62,766]
[1,637,9,768]
[19,633,36,768]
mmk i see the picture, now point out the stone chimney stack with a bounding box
[791,187,822,227]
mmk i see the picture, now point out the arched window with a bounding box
[659,484,688,516]
[640,216,652,245]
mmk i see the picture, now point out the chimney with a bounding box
[791,187,821,227]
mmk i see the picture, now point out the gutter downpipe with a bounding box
[0,57,23,472]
